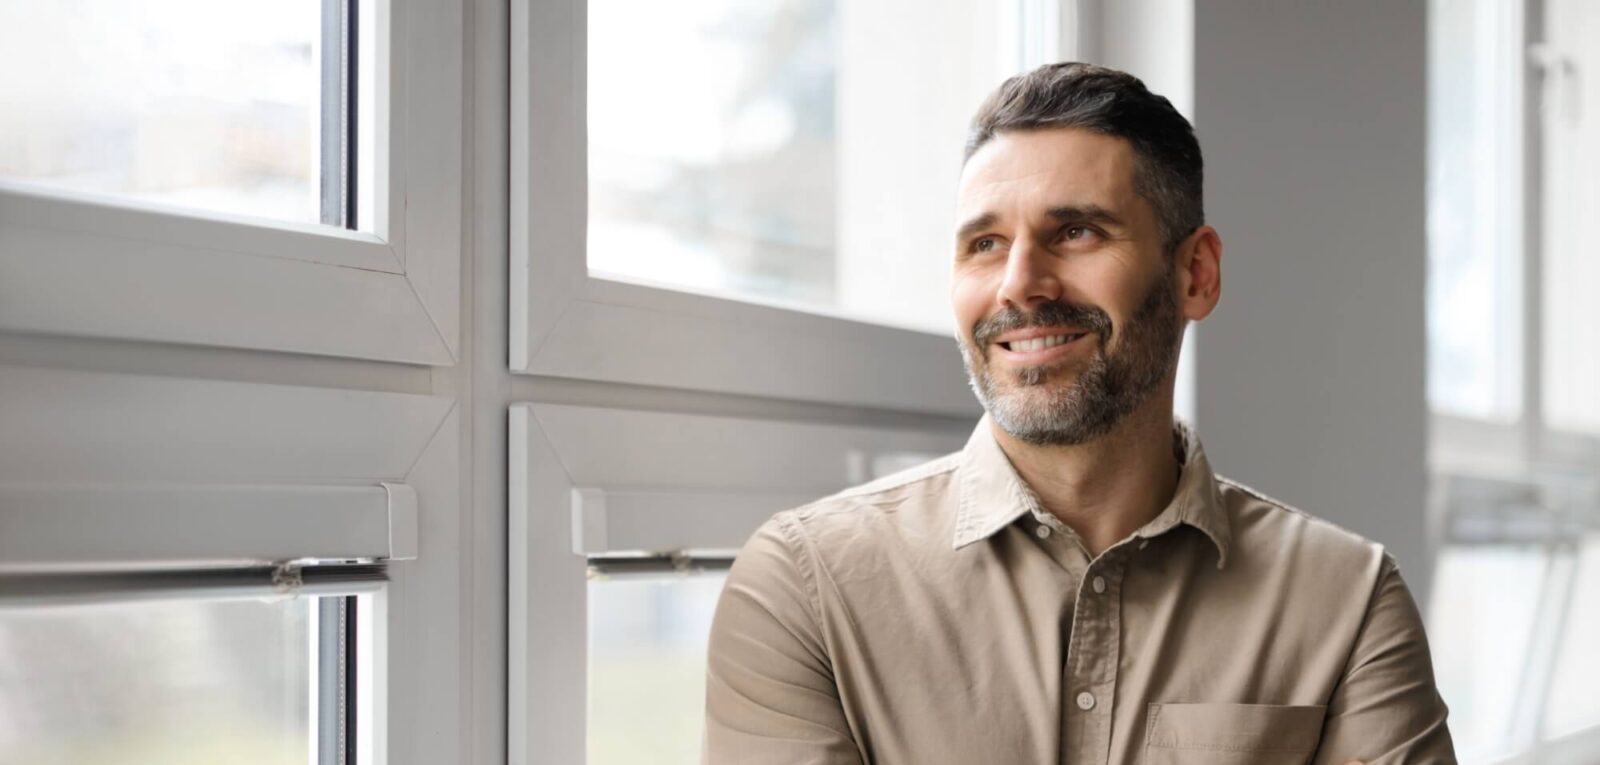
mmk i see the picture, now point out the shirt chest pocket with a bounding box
[1144,703,1327,765]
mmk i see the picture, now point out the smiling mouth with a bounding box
[999,333,1088,352]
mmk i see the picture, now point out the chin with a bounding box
[1006,364,1079,389]
[992,383,1072,413]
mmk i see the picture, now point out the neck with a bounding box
[991,393,1181,557]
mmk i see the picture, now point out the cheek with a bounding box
[949,271,992,334]
[1100,269,1169,342]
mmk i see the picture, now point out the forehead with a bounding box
[956,127,1139,218]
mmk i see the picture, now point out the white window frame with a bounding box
[0,365,448,572]
[1426,0,1534,474]
[0,362,460,764]
[509,0,980,416]
[1427,0,1600,474]
[509,403,969,762]
[0,2,468,763]
[0,0,462,366]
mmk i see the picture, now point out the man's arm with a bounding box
[702,514,865,765]
[1313,555,1457,764]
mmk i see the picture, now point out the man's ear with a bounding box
[1174,225,1221,322]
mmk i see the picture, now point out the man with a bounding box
[703,63,1454,764]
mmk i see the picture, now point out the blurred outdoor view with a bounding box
[0,596,312,765]
[588,571,726,765]
[587,0,838,309]
[587,0,1031,334]
[0,0,364,228]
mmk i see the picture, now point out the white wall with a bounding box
[1189,2,1432,599]
[1092,0,1193,118]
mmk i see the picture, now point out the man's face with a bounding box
[952,127,1183,446]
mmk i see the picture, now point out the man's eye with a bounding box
[973,237,999,253]
[1063,225,1094,241]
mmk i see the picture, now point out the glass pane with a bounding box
[588,570,727,765]
[0,1,336,227]
[588,0,1037,334]
[1428,544,1548,762]
[1543,534,1600,739]
[0,594,318,765]
[1425,0,1523,420]
[1541,0,1600,435]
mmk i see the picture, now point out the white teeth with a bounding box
[1008,334,1081,352]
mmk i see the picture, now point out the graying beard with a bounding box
[959,269,1179,447]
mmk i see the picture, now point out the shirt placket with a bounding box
[1060,550,1124,765]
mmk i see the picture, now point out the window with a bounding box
[1539,0,1600,436]
[0,0,459,365]
[1425,0,1523,422]
[513,0,1063,410]
[586,0,839,313]
[0,1,466,763]
[0,590,376,765]
[1426,0,1600,761]
[0,0,375,231]
[586,566,728,765]
[1541,534,1600,738]
[0,361,454,760]
[510,403,969,762]
[585,0,1048,333]
[1427,541,1548,758]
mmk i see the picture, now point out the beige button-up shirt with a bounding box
[704,416,1455,764]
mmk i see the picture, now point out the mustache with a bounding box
[972,300,1113,349]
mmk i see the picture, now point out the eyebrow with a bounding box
[954,212,998,244]
[1046,204,1124,228]
[954,205,1125,245]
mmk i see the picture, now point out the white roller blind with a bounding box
[0,482,415,572]
[0,365,447,572]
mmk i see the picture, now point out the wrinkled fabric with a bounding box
[704,415,1456,764]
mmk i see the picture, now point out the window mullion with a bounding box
[317,596,350,765]
[315,593,363,765]
[1522,0,1546,462]
[321,0,354,229]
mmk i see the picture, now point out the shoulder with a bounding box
[792,450,963,520]
[1214,475,1396,580]
[743,450,964,568]
[1211,475,1421,663]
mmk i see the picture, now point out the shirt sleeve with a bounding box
[702,513,866,765]
[1312,554,1458,764]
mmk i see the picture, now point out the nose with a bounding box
[995,235,1063,310]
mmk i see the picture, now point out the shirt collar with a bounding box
[952,413,1233,569]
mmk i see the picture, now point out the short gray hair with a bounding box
[966,62,1204,254]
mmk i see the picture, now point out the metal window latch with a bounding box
[1528,43,1581,125]
[272,561,305,597]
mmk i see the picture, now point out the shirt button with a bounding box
[1076,691,1096,711]
[1035,525,1051,539]
[1092,576,1106,594]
